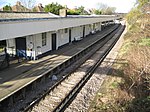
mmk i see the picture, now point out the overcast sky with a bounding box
[0,0,136,13]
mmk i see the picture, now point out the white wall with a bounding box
[33,32,52,58]
[5,21,101,59]
[98,22,102,31]
[95,22,101,31]
[79,26,83,38]
[41,32,51,53]
[71,26,83,41]
[71,27,76,41]
[34,33,42,58]
[85,24,91,36]
[6,38,16,55]
[26,35,33,57]
[57,29,69,48]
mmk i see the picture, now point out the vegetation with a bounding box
[94,9,102,15]
[0,48,3,53]
[44,2,65,15]
[2,5,12,11]
[1,1,116,15]
[20,0,36,10]
[67,9,80,15]
[67,6,89,15]
[75,6,86,15]
[89,0,150,111]
[0,46,5,53]
[94,3,116,15]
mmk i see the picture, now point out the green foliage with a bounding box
[20,0,36,9]
[139,38,150,46]
[126,0,149,25]
[126,7,142,26]
[111,81,119,88]
[0,46,5,53]
[101,7,116,15]
[76,6,85,15]
[67,10,79,15]
[0,48,3,53]
[137,0,149,8]
[44,2,65,15]
[3,5,12,11]
[127,97,150,112]
[32,7,37,12]
[67,6,89,15]
[96,3,116,15]
[94,9,101,15]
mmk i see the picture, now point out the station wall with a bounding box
[85,24,91,36]
[5,22,102,60]
[57,29,69,48]
[6,38,16,55]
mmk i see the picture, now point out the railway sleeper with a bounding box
[0,25,121,111]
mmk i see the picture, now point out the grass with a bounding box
[88,75,124,112]
[139,38,150,46]
[118,39,132,56]
[88,16,150,112]
[88,44,150,111]
[111,81,119,88]
[127,96,150,112]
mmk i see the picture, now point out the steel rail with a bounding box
[0,25,117,104]
[53,27,125,112]
[53,25,125,112]
[23,24,124,112]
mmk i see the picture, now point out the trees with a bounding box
[102,7,116,15]
[3,5,12,11]
[95,3,116,15]
[126,8,141,25]
[44,3,89,15]
[126,0,149,28]
[1,1,118,15]
[44,2,65,15]
[20,0,36,10]
[11,1,31,12]
[67,6,89,15]
[136,0,149,8]
[94,9,102,15]
[67,10,80,15]
[76,6,85,15]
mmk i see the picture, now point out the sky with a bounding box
[0,0,136,13]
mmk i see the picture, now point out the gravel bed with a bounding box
[30,35,110,111]
[3,24,123,112]
[5,35,103,112]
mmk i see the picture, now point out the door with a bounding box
[52,33,57,50]
[16,37,26,57]
[69,29,71,43]
[83,26,85,38]
[0,40,6,47]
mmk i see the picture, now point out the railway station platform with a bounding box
[0,25,118,103]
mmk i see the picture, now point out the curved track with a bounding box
[24,24,125,112]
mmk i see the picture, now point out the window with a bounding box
[64,28,68,33]
[42,33,47,46]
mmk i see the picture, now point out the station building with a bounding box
[0,11,119,60]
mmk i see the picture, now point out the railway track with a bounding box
[0,24,122,112]
[23,24,125,112]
